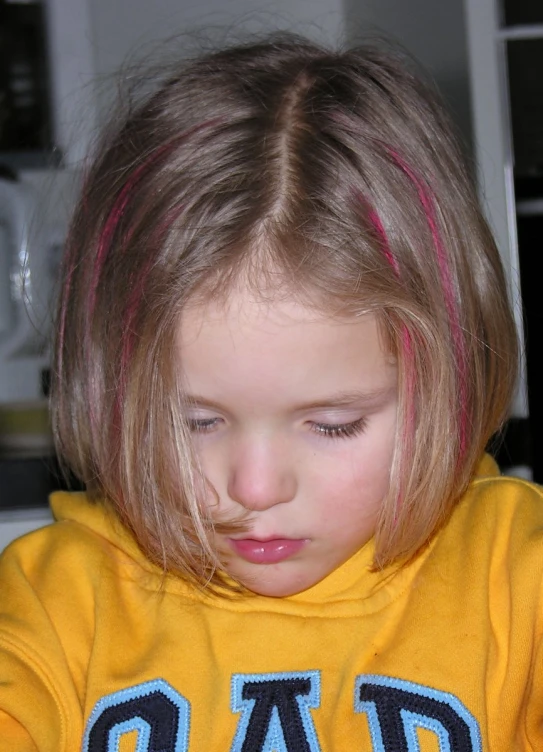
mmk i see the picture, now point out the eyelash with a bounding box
[310,418,367,439]
[187,418,220,433]
[187,417,367,440]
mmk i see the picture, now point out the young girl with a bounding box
[0,33,540,751]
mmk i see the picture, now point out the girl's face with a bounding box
[178,288,398,597]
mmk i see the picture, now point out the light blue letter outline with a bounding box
[82,677,190,752]
[354,674,482,752]
[230,670,322,752]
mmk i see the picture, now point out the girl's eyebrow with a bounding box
[293,387,396,411]
[181,387,396,412]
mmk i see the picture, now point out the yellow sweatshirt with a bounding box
[0,456,542,751]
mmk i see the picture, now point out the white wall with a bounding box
[343,0,472,145]
[87,0,345,116]
[85,0,471,143]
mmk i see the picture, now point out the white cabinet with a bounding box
[464,0,527,417]
[465,0,543,479]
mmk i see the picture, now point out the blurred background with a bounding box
[1,0,541,547]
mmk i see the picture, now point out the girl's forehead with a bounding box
[177,287,397,395]
[182,286,369,337]
[179,284,395,361]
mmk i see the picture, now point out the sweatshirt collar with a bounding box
[49,454,500,616]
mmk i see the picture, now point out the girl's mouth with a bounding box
[228,538,307,564]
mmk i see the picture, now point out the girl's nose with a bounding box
[226,438,297,512]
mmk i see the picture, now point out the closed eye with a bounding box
[187,416,368,438]
[187,417,222,433]
[310,417,367,439]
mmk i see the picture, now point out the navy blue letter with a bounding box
[355,675,481,751]
[82,678,190,752]
[231,671,321,751]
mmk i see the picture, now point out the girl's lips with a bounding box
[229,537,307,565]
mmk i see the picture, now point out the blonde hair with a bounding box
[51,34,518,588]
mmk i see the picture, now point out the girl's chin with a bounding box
[226,563,324,598]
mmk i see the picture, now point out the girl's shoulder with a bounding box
[468,454,543,518]
[0,491,158,591]
[436,455,543,573]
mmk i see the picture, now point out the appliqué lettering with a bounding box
[82,673,482,751]
[82,678,190,752]
[355,675,482,752]
[230,670,321,751]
